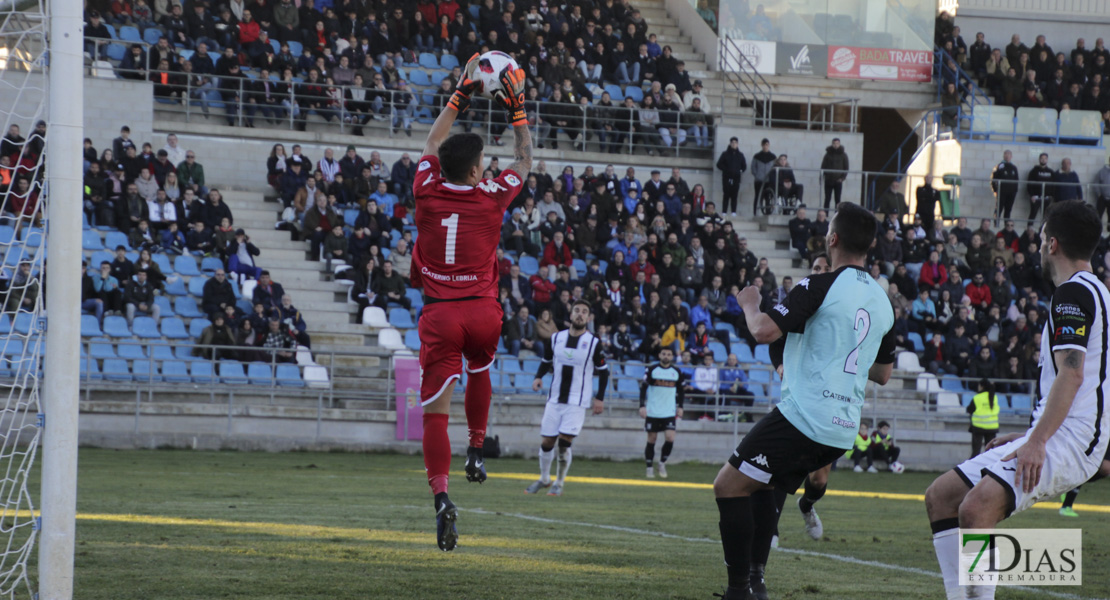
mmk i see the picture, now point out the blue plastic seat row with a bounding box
[82,358,303,386]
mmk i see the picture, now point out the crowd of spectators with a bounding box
[936,14,1110,132]
[78,126,312,360]
[84,0,716,153]
[0,121,46,316]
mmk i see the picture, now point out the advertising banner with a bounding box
[394,356,423,441]
[827,46,932,82]
[775,43,828,77]
[726,40,777,75]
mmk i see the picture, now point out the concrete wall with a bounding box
[714,124,866,211]
[665,0,719,70]
[0,73,153,153]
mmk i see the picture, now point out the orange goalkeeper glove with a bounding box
[495,66,527,126]
[447,53,481,114]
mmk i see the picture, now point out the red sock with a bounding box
[422,412,450,495]
[464,368,492,448]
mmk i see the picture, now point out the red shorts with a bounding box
[418,297,503,404]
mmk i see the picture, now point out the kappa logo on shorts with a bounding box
[751,454,770,468]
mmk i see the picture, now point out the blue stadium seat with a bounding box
[405,288,424,310]
[344,209,359,227]
[175,345,200,361]
[143,27,163,46]
[749,369,771,383]
[82,230,104,250]
[519,255,539,276]
[624,362,645,379]
[754,345,771,364]
[907,332,924,353]
[617,378,640,398]
[80,357,102,380]
[492,370,513,393]
[624,87,643,102]
[174,255,201,276]
[418,52,439,69]
[389,308,415,329]
[939,377,963,392]
[89,342,116,359]
[604,84,624,101]
[440,54,459,69]
[187,276,206,297]
[572,258,587,276]
[161,317,189,339]
[408,69,431,88]
[0,226,15,245]
[497,338,507,354]
[715,322,738,340]
[189,318,211,338]
[105,42,126,61]
[150,253,171,273]
[154,296,174,317]
[190,361,216,382]
[150,344,176,361]
[104,231,130,250]
[175,297,204,319]
[500,358,522,374]
[116,343,146,360]
[89,250,113,268]
[287,40,303,56]
[0,314,10,335]
[735,345,754,363]
[131,359,160,382]
[164,278,187,296]
[522,359,541,373]
[1008,394,1032,413]
[247,363,273,385]
[200,256,224,275]
[275,364,304,387]
[132,317,161,339]
[219,360,248,384]
[404,329,421,350]
[103,316,131,338]
[161,360,191,382]
[102,358,131,381]
[1,340,23,357]
[509,373,532,392]
[708,341,728,363]
[118,25,141,41]
[12,313,35,335]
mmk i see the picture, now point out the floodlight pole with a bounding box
[40,0,85,594]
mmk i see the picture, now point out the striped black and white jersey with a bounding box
[1036,270,1110,459]
[540,329,609,407]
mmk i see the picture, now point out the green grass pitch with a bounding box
[61,449,1110,599]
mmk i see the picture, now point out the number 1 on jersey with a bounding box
[844,308,871,375]
[440,213,459,264]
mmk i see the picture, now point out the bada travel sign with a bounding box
[826,46,932,82]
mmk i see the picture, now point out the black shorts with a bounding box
[644,417,676,433]
[727,408,846,493]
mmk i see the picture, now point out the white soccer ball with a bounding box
[474,50,520,99]
[890,461,905,474]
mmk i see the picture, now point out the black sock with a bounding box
[434,491,449,512]
[771,486,788,537]
[930,517,960,534]
[661,441,674,463]
[750,489,777,566]
[644,442,655,467]
[1063,488,1080,509]
[717,496,753,590]
[799,477,827,514]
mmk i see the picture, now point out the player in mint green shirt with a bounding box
[710,203,896,600]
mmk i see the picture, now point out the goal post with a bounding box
[40,0,83,594]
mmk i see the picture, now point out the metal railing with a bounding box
[718,35,860,132]
[954,104,1107,148]
[934,46,992,111]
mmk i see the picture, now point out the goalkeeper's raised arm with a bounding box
[496,66,533,178]
[421,53,481,160]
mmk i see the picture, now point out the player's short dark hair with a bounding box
[439,133,484,182]
[572,300,592,312]
[830,202,877,256]
[1044,199,1101,261]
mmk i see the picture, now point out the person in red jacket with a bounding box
[964,271,992,313]
[629,247,657,281]
[540,231,576,280]
[918,250,948,291]
[529,273,557,308]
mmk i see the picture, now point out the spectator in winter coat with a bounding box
[252,271,286,315]
[965,272,992,313]
[1055,158,1082,202]
[202,269,237,316]
[540,231,576,280]
[819,138,849,209]
[227,229,263,280]
[918,251,948,290]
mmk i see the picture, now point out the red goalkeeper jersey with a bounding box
[410,154,523,300]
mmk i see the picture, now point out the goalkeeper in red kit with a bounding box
[411,54,531,551]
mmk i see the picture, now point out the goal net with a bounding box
[0,0,51,596]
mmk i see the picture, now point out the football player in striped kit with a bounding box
[525,301,610,497]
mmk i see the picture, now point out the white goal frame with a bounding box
[39,0,83,595]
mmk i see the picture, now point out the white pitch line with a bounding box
[399,505,1100,600]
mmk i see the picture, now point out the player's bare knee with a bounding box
[713,464,742,498]
[925,473,964,520]
[664,430,676,442]
[959,484,1006,529]
[809,469,828,488]
[1100,460,1110,478]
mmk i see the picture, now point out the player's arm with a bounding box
[675,368,686,418]
[533,333,555,391]
[1003,283,1094,493]
[422,53,480,158]
[495,66,533,177]
[638,367,650,418]
[741,273,831,345]
[868,328,897,385]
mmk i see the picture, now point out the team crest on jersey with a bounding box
[418,160,431,171]
[505,174,521,187]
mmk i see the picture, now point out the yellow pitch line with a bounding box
[474,471,1110,514]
